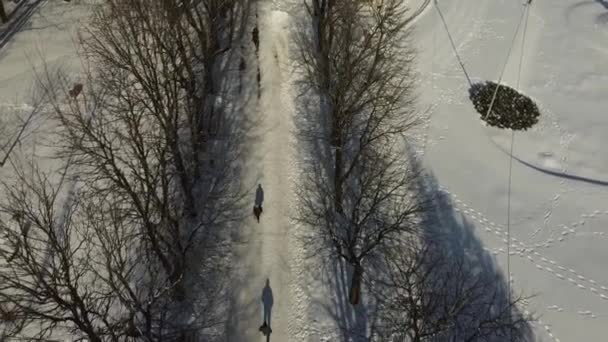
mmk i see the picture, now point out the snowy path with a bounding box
[228,4,300,341]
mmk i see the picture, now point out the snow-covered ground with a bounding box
[0,0,88,171]
[226,3,300,341]
[253,0,608,340]
[413,0,608,341]
[1,0,607,341]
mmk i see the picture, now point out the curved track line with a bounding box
[489,137,608,186]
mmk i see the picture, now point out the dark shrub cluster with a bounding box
[469,81,540,130]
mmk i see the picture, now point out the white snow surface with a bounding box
[1,0,607,341]
[252,0,608,340]
[0,0,87,170]
[413,0,608,341]
[226,2,304,341]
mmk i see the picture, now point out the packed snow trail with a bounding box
[227,4,301,341]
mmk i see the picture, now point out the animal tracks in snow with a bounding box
[531,317,561,342]
[547,305,564,312]
[577,310,597,319]
[535,209,608,246]
[438,186,608,303]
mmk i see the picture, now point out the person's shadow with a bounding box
[255,184,264,208]
[259,278,273,339]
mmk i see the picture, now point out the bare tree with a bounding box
[0,160,181,340]
[0,0,249,339]
[31,0,248,294]
[158,0,248,154]
[297,0,421,305]
[371,241,533,341]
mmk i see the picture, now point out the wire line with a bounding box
[483,6,528,121]
[507,2,532,341]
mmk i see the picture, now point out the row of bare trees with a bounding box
[298,0,421,306]
[0,0,249,340]
[297,0,533,340]
[371,236,532,341]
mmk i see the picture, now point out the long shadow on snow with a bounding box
[595,0,608,9]
[292,108,373,340]
[288,12,375,339]
[566,1,608,25]
[205,1,283,342]
[595,0,608,24]
[172,1,262,341]
[0,0,46,51]
[224,3,313,341]
[291,60,535,339]
[489,136,608,187]
[400,153,535,341]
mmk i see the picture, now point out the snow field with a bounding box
[414,1,608,341]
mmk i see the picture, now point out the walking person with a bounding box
[259,278,273,335]
[253,184,264,222]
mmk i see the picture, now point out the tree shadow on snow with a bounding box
[0,0,46,52]
[172,1,263,341]
[288,6,531,340]
[291,57,536,338]
[566,0,608,26]
[386,153,536,341]
[595,0,608,9]
[595,0,608,24]
[298,157,536,341]
[287,12,379,340]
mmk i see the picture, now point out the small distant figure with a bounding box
[255,184,264,206]
[253,205,263,223]
[68,83,83,98]
[253,184,264,222]
[238,52,246,94]
[252,26,259,52]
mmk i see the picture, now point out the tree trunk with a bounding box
[349,262,363,305]
[173,143,196,217]
[198,54,216,141]
[334,142,343,214]
[316,0,341,214]
[332,99,343,213]
[170,261,185,300]
[0,2,8,24]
